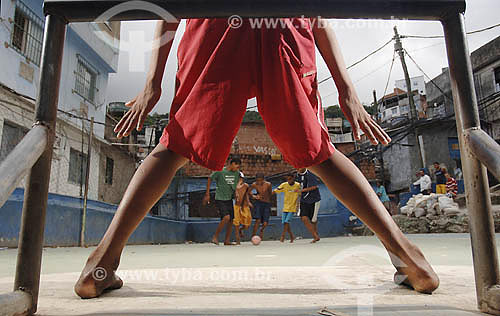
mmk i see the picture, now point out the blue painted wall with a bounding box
[0,188,187,247]
[1,186,357,247]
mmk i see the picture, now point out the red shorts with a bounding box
[160,18,335,170]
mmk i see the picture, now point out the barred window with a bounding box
[74,55,98,104]
[0,122,28,163]
[11,1,44,66]
[68,148,88,185]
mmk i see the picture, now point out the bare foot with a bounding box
[310,237,320,243]
[74,265,123,299]
[389,241,439,294]
[211,237,219,245]
[280,236,285,243]
[290,236,295,243]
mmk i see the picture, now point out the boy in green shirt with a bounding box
[203,158,241,245]
[273,173,301,243]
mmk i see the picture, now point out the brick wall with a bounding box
[333,141,376,181]
[182,122,293,177]
[181,123,376,180]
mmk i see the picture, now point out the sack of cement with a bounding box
[416,195,430,209]
[407,197,417,208]
[400,206,410,215]
[431,202,441,214]
[414,207,426,218]
[426,195,439,211]
[427,207,437,216]
[438,196,455,211]
[443,207,461,216]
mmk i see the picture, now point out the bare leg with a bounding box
[312,221,320,242]
[224,218,233,245]
[280,226,285,242]
[234,225,241,245]
[252,219,261,236]
[308,151,439,293]
[74,144,188,298]
[259,221,268,240]
[286,223,295,243]
[213,216,230,245]
[301,216,320,242]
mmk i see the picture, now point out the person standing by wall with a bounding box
[233,172,252,244]
[203,158,241,245]
[250,173,273,239]
[413,169,432,195]
[445,172,458,199]
[375,180,391,213]
[297,168,321,243]
[433,162,447,194]
[273,173,301,243]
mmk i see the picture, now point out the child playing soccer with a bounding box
[250,173,273,239]
[203,158,241,245]
[233,172,253,244]
[273,173,301,243]
[75,17,439,298]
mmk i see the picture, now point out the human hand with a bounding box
[114,82,162,139]
[339,88,391,145]
[202,193,210,206]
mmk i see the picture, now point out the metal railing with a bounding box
[2,0,500,315]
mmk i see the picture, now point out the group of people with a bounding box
[204,158,322,245]
[75,17,440,299]
[413,162,459,198]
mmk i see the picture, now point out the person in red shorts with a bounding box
[75,17,439,299]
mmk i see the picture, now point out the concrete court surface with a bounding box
[0,233,495,315]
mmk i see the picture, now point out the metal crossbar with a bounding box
[42,0,466,21]
[2,0,500,315]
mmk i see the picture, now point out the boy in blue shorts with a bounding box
[273,173,301,243]
[250,173,273,239]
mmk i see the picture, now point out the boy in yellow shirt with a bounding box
[273,173,301,243]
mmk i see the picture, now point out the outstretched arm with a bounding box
[312,19,390,145]
[115,20,179,138]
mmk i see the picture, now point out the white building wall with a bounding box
[0,0,119,140]
[395,75,426,96]
[0,0,122,201]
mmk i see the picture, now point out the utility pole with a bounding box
[373,90,379,123]
[393,26,424,169]
[80,117,93,247]
[393,26,417,121]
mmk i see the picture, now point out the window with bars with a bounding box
[68,148,88,185]
[10,1,44,66]
[0,122,29,163]
[105,157,114,185]
[74,55,98,104]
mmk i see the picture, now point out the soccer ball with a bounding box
[251,235,261,246]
